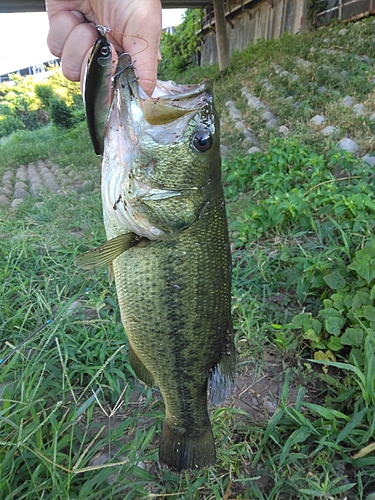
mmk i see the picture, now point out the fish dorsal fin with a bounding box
[142,98,196,125]
[75,233,142,269]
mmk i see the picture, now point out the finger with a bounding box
[61,23,98,82]
[47,10,85,57]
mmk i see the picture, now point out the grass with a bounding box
[1,15,375,499]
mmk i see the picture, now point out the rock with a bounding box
[247,146,263,154]
[13,188,28,199]
[10,198,24,209]
[340,70,349,78]
[342,96,354,107]
[293,101,303,110]
[336,138,360,154]
[278,125,289,135]
[0,194,10,207]
[338,29,348,36]
[317,86,327,94]
[353,103,365,116]
[263,81,273,90]
[310,115,326,127]
[16,166,27,181]
[322,125,336,136]
[30,183,43,198]
[229,108,242,120]
[14,181,28,190]
[266,118,278,128]
[0,186,12,197]
[295,57,312,68]
[247,96,265,109]
[262,111,276,121]
[361,154,375,167]
[370,113,375,122]
[322,37,330,43]
[235,121,245,131]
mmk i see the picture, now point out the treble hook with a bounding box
[112,53,140,82]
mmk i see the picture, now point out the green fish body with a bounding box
[81,56,235,471]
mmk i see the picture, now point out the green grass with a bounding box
[1,15,375,499]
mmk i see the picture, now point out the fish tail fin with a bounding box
[159,418,216,471]
[209,333,235,406]
[128,343,154,387]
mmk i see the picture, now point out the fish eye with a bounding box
[192,129,213,152]
[101,46,110,56]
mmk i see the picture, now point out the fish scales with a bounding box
[82,52,235,471]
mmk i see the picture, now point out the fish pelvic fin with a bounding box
[129,343,154,387]
[159,418,216,472]
[75,233,145,269]
[209,333,235,406]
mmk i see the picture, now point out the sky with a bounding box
[0,9,186,76]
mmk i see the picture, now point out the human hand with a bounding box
[46,0,162,96]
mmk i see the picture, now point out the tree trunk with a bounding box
[212,0,230,70]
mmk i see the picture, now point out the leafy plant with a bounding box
[158,9,203,79]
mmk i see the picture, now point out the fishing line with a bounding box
[94,24,149,58]
[0,280,101,365]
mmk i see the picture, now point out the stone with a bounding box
[361,154,375,167]
[234,121,245,131]
[353,103,365,116]
[229,108,242,120]
[10,198,24,209]
[340,70,349,78]
[336,138,360,154]
[262,111,276,121]
[14,181,27,190]
[266,118,278,128]
[13,188,28,199]
[247,146,263,154]
[370,113,375,122]
[342,96,354,107]
[16,166,27,181]
[338,29,348,36]
[247,96,265,109]
[323,37,330,43]
[278,125,289,135]
[310,115,326,127]
[322,125,336,136]
[0,194,10,206]
[0,186,12,196]
[295,57,312,68]
[30,183,43,198]
[317,86,327,94]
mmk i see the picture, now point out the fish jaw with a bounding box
[102,70,219,241]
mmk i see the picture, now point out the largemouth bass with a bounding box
[78,54,235,471]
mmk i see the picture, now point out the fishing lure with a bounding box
[84,25,113,156]
[84,25,148,156]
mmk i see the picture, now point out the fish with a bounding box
[77,53,235,471]
[83,29,113,155]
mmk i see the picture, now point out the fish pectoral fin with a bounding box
[75,232,144,269]
[142,189,182,201]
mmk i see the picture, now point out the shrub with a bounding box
[49,98,74,129]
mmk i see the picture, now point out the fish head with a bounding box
[102,61,221,240]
